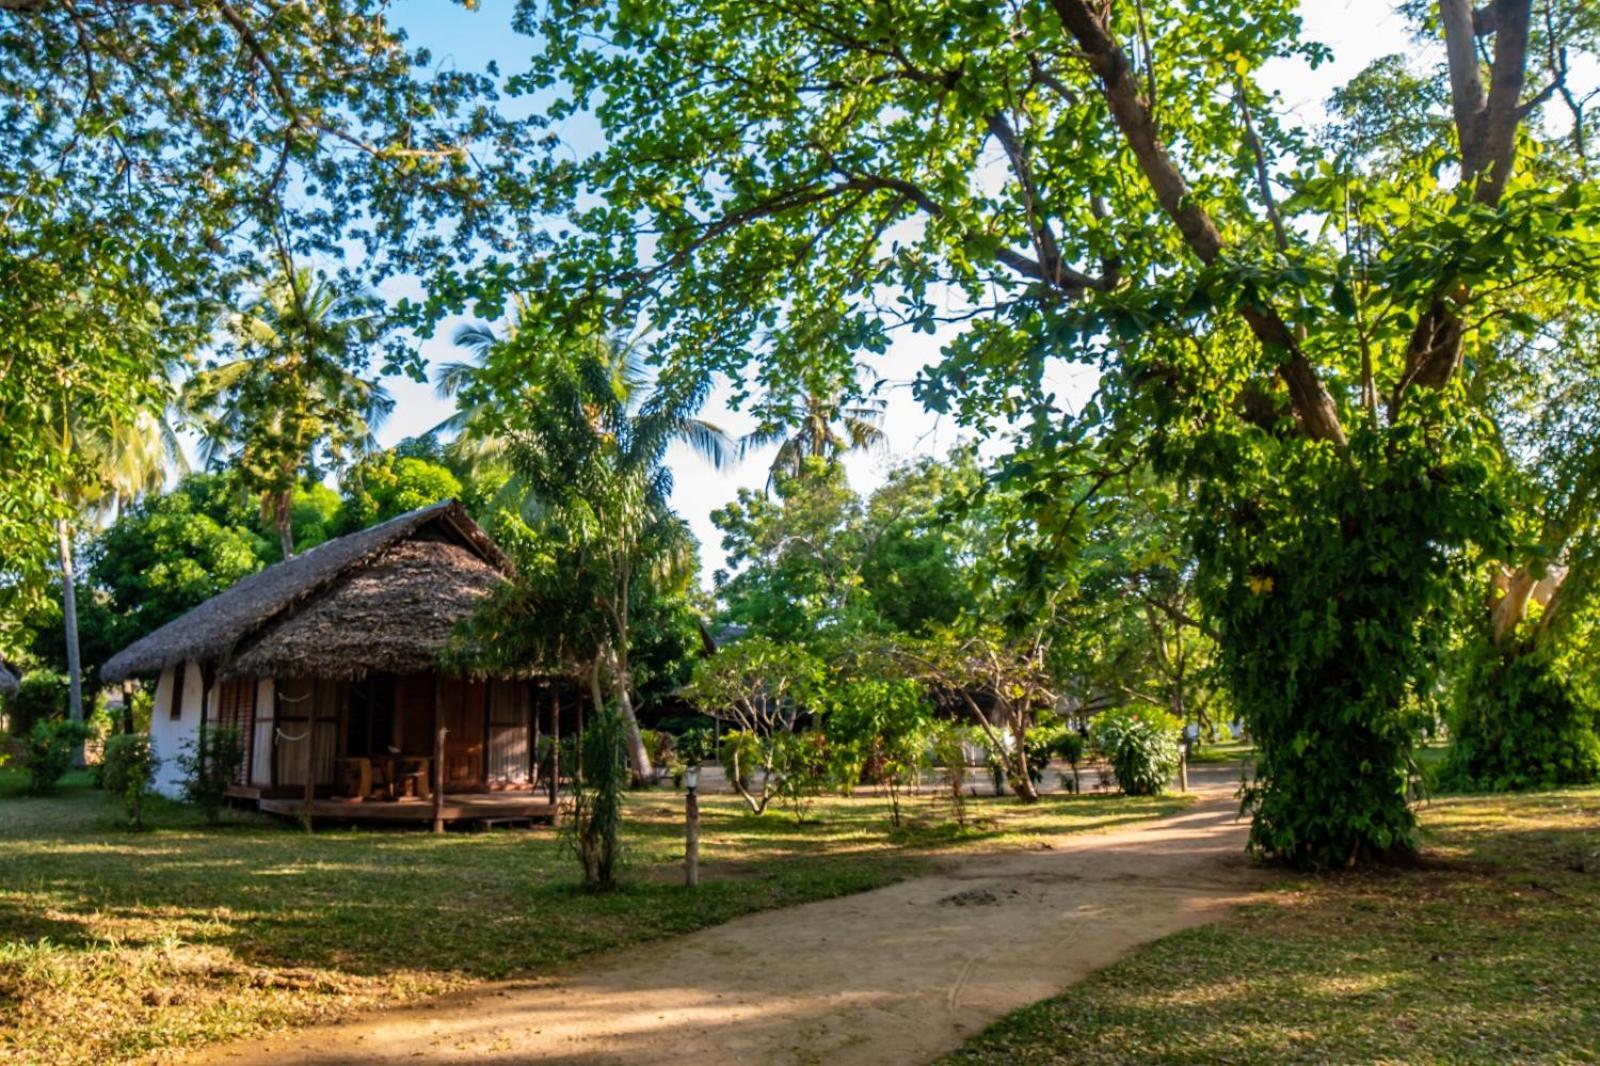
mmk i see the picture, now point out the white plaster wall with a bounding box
[148,661,205,799]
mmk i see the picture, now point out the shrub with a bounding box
[102,734,159,828]
[662,727,712,787]
[23,719,90,794]
[930,722,974,828]
[1054,729,1088,792]
[718,729,762,794]
[770,730,828,823]
[1091,706,1182,797]
[648,729,677,771]
[1442,646,1600,792]
[176,726,245,824]
[12,670,66,737]
[568,706,627,893]
[1023,719,1077,784]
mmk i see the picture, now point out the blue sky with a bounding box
[362,0,1415,585]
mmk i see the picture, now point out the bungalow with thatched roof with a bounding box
[102,501,567,827]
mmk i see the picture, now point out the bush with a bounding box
[770,730,828,823]
[1091,707,1182,797]
[930,722,974,828]
[568,706,627,893]
[176,726,245,824]
[1441,646,1600,792]
[12,670,66,737]
[102,734,159,828]
[23,718,90,795]
[666,726,714,788]
[648,729,677,770]
[1051,729,1088,792]
[718,729,762,794]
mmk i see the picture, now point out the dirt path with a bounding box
[187,778,1261,1066]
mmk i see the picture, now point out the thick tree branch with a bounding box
[1395,1,1533,415]
[1048,0,1347,447]
[1442,0,1490,174]
[1476,0,1533,205]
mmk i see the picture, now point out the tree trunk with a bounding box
[1008,716,1038,803]
[120,680,135,734]
[1490,565,1537,645]
[276,489,295,560]
[55,517,85,746]
[607,645,654,784]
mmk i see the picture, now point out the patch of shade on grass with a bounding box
[0,768,1189,1065]
[942,787,1600,1065]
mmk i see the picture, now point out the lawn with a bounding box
[1184,739,1255,765]
[943,786,1600,1065]
[0,769,1190,1065]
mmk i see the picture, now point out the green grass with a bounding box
[1184,739,1254,765]
[0,769,1190,1065]
[943,786,1600,1065]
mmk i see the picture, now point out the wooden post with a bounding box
[548,687,561,806]
[198,662,215,797]
[1179,743,1189,793]
[301,688,315,829]
[529,682,541,792]
[433,675,446,834]
[685,779,700,888]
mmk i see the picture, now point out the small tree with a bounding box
[1092,707,1182,797]
[23,719,90,795]
[101,734,159,829]
[770,731,828,824]
[823,665,931,828]
[686,637,823,815]
[1054,730,1087,794]
[177,726,245,825]
[568,705,627,893]
[930,722,974,829]
[900,626,1057,803]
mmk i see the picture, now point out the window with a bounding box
[170,662,187,720]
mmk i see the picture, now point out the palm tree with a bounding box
[53,392,185,726]
[741,365,887,485]
[458,324,732,781]
[184,268,393,559]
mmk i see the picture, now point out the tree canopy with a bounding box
[505,0,1600,865]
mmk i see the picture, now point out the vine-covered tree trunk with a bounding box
[1445,563,1600,791]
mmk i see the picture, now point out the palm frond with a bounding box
[680,418,736,470]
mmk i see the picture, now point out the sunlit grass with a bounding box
[0,768,1189,1065]
[1183,739,1254,765]
[944,787,1600,1065]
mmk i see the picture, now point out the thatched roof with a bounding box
[101,500,511,682]
[0,664,17,698]
[227,537,504,680]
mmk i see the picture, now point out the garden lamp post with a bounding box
[684,764,700,887]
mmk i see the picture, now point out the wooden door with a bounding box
[442,678,486,788]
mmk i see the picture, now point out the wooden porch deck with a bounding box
[239,789,561,826]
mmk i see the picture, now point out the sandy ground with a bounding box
[184,770,1261,1066]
